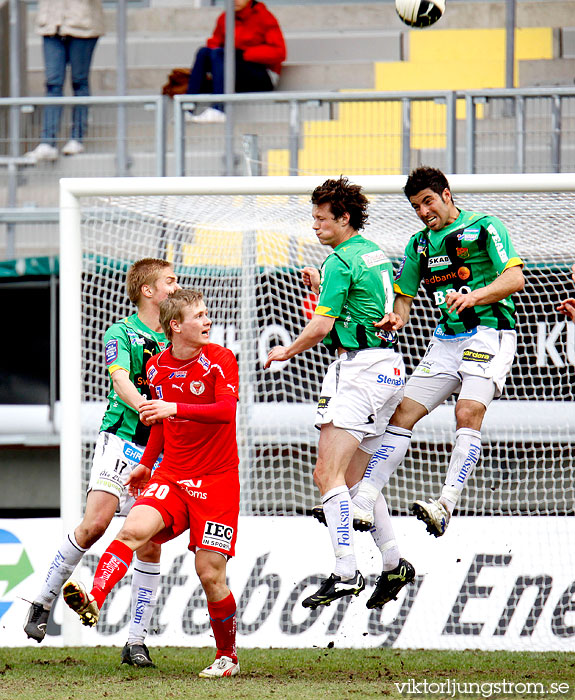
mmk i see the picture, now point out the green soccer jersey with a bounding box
[99,313,167,445]
[394,209,523,336]
[315,234,396,350]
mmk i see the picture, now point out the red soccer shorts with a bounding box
[133,469,240,557]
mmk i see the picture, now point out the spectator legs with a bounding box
[235,55,274,93]
[41,35,99,146]
[187,46,275,114]
[68,37,99,142]
[42,35,66,146]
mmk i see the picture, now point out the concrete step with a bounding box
[66,2,573,34]
[27,60,376,95]
[562,27,575,58]
[520,58,575,87]
[26,30,404,71]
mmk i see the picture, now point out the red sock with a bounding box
[91,540,133,609]
[207,592,237,662]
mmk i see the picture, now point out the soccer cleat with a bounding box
[412,498,451,537]
[121,642,155,668]
[302,570,365,609]
[23,602,50,642]
[198,655,240,678]
[366,558,416,609]
[352,505,374,532]
[311,505,373,532]
[62,139,85,156]
[311,505,326,526]
[187,107,226,124]
[63,580,100,627]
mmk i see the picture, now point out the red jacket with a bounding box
[206,0,286,75]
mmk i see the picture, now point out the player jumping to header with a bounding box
[352,166,525,537]
[24,258,179,667]
[266,176,414,610]
[63,289,241,679]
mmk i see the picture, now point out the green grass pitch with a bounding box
[0,647,573,700]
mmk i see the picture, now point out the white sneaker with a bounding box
[188,107,226,124]
[412,498,451,537]
[25,143,58,162]
[62,139,85,156]
[198,655,240,678]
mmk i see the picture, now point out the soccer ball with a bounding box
[395,0,445,27]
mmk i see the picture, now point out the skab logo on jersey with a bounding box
[428,255,451,268]
[0,529,34,620]
[487,223,509,263]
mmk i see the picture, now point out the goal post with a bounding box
[58,174,575,647]
[59,172,575,520]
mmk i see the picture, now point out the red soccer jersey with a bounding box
[145,344,239,479]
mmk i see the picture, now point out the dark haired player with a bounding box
[353,166,524,538]
[266,176,412,610]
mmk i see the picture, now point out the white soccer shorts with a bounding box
[405,325,517,412]
[315,347,405,449]
[88,431,162,516]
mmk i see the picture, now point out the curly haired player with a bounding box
[266,176,413,610]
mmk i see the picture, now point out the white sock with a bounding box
[35,532,87,609]
[127,557,161,645]
[441,428,482,513]
[353,427,413,512]
[322,485,356,579]
[371,493,400,571]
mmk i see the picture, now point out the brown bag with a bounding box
[162,68,192,97]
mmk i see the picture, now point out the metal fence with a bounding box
[1,87,575,259]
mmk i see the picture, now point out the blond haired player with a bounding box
[24,259,179,667]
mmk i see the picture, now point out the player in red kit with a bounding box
[63,289,241,679]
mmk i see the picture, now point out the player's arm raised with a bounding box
[446,265,524,314]
[374,293,413,331]
[265,313,335,367]
[557,298,575,322]
[302,266,321,294]
[111,368,147,412]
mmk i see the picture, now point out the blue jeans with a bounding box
[41,35,99,145]
[187,47,274,111]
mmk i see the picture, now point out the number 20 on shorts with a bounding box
[142,483,170,500]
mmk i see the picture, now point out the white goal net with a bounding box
[58,174,575,649]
